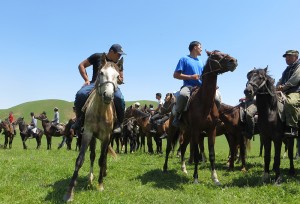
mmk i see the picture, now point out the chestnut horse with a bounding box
[0,120,15,148]
[163,50,238,185]
[14,117,44,149]
[244,67,296,184]
[63,54,121,202]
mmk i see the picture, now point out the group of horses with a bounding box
[0,113,78,151]
[0,50,296,201]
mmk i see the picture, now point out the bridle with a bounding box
[247,74,275,97]
[97,65,118,96]
[201,52,230,78]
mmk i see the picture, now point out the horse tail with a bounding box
[108,145,117,159]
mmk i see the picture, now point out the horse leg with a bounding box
[192,140,200,184]
[4,135,8,149]
[46,135,51,150]
[163,130,175,173]
[146,134,154,154]
[63,133,92,202]
[259,136,263,157]
[21,134,27,149]
[273,137,283,185]
[262,138,271,183]
[9,135,13,149]
[97,139,110,191]
[180,139,189,174]
[239,135,247,172]
[288,138,295,176]
[88,137,96,186]
[207,130,221,185]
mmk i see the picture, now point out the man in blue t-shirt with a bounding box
[172,41,204,127]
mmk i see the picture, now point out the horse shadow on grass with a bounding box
[43,176,93,203]
[134,169,190,190]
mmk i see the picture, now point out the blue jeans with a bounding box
[74,83,125,123]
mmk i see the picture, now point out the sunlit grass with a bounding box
[0,134,300,204]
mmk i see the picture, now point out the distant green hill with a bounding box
[0,99,156,124]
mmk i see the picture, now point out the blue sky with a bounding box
[0,0,299,109]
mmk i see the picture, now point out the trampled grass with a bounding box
[0,134,300,204]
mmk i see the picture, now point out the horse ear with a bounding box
[101,53,107,65]
[206,50,211,56]
[117,57,123,70]
[265,65,268,72]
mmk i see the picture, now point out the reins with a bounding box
[201,53,228,79]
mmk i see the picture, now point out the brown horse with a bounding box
[35,112,66,150]
[63,54,120,202]
[163,50,238,185]
[0,120,15,148]
[13,117,44,149]
[218,102,258,171]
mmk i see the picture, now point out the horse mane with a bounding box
[255,68,277,110]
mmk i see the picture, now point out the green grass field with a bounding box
[1,133,300,204]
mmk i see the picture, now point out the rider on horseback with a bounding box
[51,107,60,133]
[172,41,204,127]
[276,50,300,138]
[26,112,38,138]
[72,44,126,135]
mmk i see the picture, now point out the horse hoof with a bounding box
[193,179,199,184]
[63,192,74,202]
[97,183,104,191]
[241,167,247,173]
[214,180,222,186]
[289,169,296,176]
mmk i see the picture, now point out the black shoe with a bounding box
[113,123,122,134]
[284,126,298,138]
[160,133,168,139]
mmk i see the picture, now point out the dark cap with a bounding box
[283,50,299,57]
[110,44,126,55]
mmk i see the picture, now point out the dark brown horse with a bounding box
[64,54,120,202]
[35,112,66,150]
[13,117,44,149]
[244,67,294,184]
[163,50,238,185]
[57,118,77,150]
[218,102,258,171]
[0,120,15,148]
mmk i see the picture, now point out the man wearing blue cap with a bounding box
[73,44,126,134]
[277,50,300,138]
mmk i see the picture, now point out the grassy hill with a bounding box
[0,99,156,124]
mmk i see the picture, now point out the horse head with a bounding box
[36,112,49,121]
[204,50,238,75]
[14,117,25,125]
[95,54,122,104]
[161,93,176,114]
[244,66,275,98]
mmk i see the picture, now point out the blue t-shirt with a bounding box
[174,55,204,87]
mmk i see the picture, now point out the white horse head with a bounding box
[96,55,123,104]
